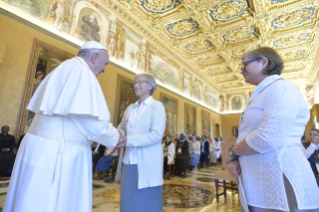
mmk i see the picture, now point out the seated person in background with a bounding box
[94,147,118,180]
[190,136,200,172]
[92,142,106,167]
[162,134,175,179]
[200,135,209,168]
[175,133,189,175]
[0,125,16,177]
[301,129,319,186]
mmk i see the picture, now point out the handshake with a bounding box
[117,130,127,148]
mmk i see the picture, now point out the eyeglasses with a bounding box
[240,58,262,71]
[309,133,319,138]
[133,80,148,86]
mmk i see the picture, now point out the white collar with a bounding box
[248,75,281,103]
[134,96,154,107]
[74,57,91,70]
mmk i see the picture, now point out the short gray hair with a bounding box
[135,73,157,95]
[78,49,105,58]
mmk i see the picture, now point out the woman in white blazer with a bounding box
[162,134,175,179]
[226,47,319,212]
[117,74,166,212]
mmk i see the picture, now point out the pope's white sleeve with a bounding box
[69,115,119,149]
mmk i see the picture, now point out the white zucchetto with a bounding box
[80,41,107,50]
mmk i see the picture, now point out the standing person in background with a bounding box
[226,47,319,212]
[162,134,175,179]
[0,125,16,177]
[200,135,209,168]
[3,41,121,212]
[301,129,319,186]
[208,135,217,165]
[117,73,166,212]
[175,133,190,175]
[215,138,222,160]
[190,135,200,172]
[175,132,180,142]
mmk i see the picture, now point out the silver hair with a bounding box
[134,73,157,95]
[78,49,106,58]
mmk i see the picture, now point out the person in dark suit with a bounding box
[92,142,106,166]
[0,125,16,177]
[200,135,209,168]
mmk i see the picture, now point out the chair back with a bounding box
[221,137,236,169]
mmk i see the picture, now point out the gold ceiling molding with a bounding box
[1,0,318,111]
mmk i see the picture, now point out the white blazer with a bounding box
[162,142,175,164]
[238,75,319,210]
[118,99,166,189]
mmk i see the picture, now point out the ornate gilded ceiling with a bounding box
[110,0,319,94]
[1,0,319,112]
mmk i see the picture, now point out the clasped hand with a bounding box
[225,152,241,184]
[117,131,127,148]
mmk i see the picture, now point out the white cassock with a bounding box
[3,57,119,212]
[209,139,217,163]
[215,139,222,159]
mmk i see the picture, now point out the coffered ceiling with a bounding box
[105,0,319,93]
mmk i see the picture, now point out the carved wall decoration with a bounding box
[222,26,256,43]
[279,49,306,60]
[273,33,310,47]
[218,94,228,112]
[198,54,223,65]
[3,0,319,113]
[166,18,201,37]
[272,8,315,29]
[284,61,304,71]
[232,45,260,57]
[215,74,238,83]
[210,0,248,23]
[230,95,244,111]
[146,44,180,90]
[140,0,182,15]
[194,81,202,101]
[185,40,213,53]
[207,65,232,75]
[271,0,289,4]
[204,90,218,109]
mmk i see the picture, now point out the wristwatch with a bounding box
[228,145,238,158]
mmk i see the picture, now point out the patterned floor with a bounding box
[0,165,240,211]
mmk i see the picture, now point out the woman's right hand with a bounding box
[226,159,241,184]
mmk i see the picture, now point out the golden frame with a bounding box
[160,93,178,134]
[16,39,73,138]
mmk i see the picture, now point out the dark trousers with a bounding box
[0,151,15,177]
[163,157,169,173]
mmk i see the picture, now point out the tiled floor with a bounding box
[0,165,240,211]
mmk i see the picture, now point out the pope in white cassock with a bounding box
[3,41,120,212]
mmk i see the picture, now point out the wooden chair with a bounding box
[214,137,238,202]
